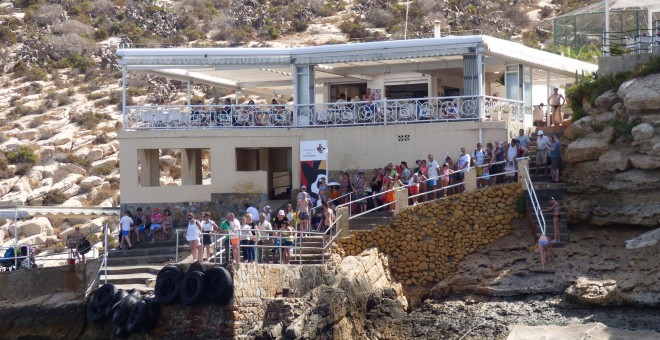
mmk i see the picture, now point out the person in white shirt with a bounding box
[457,147,471,193]
[226,213,241,265]
[118,210,134,250]
[257,213,273,263]
[473,143,487,188]
[426,154,441,201]
[245,202,259,225]
[263,205,272,223]
[185,213,202,262]
[535,130,550,176]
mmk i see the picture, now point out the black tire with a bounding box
[125,300,147,333]
[86,301,106,323]
[143,299,161,330]
[126,288,142,300]
[105,289,128,318]
[155,271,181,305]
[157,264,183,281]
[188,261,204,273]
[112,296,137,327]
[179,270,205,305]
[92,283,118,309]
[204,267,234,306]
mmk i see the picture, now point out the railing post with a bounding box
[393,187,408,216]
[335,208,350,238]
[175,229,179,263]
[465,169,477,192]
[103,222,108,284]
[517,158,529,185]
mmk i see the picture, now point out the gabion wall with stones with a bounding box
[334,183,524,286]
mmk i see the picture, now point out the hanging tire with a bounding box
[143,299,161,330]
[92,283,118,309]
[179,270,205,305]
[112,296,137,327]
[105,289,128,318]
[155,271,182,305]
[125,300,147,333]
[87,301,106,323]
[204,267,234,306]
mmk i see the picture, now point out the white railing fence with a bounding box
[124,95,525,130]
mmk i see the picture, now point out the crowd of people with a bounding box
[117,197,335,266]
[327,128,562,211]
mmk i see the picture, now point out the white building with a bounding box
[116,34,596,206]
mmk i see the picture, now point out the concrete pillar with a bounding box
[427,75,438,98]
[518,158,529,185]
[393,187,409,216]
[182,148,202,185]
[293,65,315,127]
[335,206,350,238]
[367,74,385,100]
[137,149,159,187]
[464,169,477,192]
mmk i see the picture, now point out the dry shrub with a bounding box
[53,20,93,36]
[28,4,66,27]
[46,34,95,59]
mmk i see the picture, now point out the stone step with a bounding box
[109,246,180,258]
[104,272,157,286]
[107,253,176,266]
[110,283,154,293]
[104,265,162,276]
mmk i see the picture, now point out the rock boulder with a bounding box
[618,73,660,111]
[20,217,53,237]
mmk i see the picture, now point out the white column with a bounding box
[546,70,551,127]
[604,0,610,56]
[121,65,127,128]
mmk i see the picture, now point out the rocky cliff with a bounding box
[562,73,660,227]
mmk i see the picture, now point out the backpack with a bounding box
[1,247,15,267]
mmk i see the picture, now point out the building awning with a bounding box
[0,206,121,219]
[482,36,598,76]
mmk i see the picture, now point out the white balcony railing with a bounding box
[123,96,524,130]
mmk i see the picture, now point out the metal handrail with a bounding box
[523,165,546,236]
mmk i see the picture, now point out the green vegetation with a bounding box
[70,111,112,130]
[43,191,68,205]
[567,57,660,122]
[5,146,39,165]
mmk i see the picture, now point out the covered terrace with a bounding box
[116,35,597,130]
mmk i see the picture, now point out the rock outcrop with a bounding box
[563,73,660,226]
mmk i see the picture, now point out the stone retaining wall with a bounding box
[0,259,100,302]
[335,183,524,286]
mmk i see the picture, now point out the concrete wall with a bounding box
[0,260,100,302]
[598,48,660,77]
[119,121,510,204]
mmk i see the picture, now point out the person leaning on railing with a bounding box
[257,213,272,263]
[281,220,295,265]
[200,212,219,262]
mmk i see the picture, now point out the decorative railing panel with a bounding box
[124,96,524,130]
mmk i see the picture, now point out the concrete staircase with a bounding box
[292,234,326,264]
[102,240,189,292]
[525,126,570,245]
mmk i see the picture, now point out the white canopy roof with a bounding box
[0,206,120,219]
[556,0,660,17]
[117,35,597,95]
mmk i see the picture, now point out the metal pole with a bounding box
[187,81,191,106]
[13,206,17,269]
[175,230,179,263]
[605,0,610,55]
[404,1,410,40]
[104,223,108,284]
